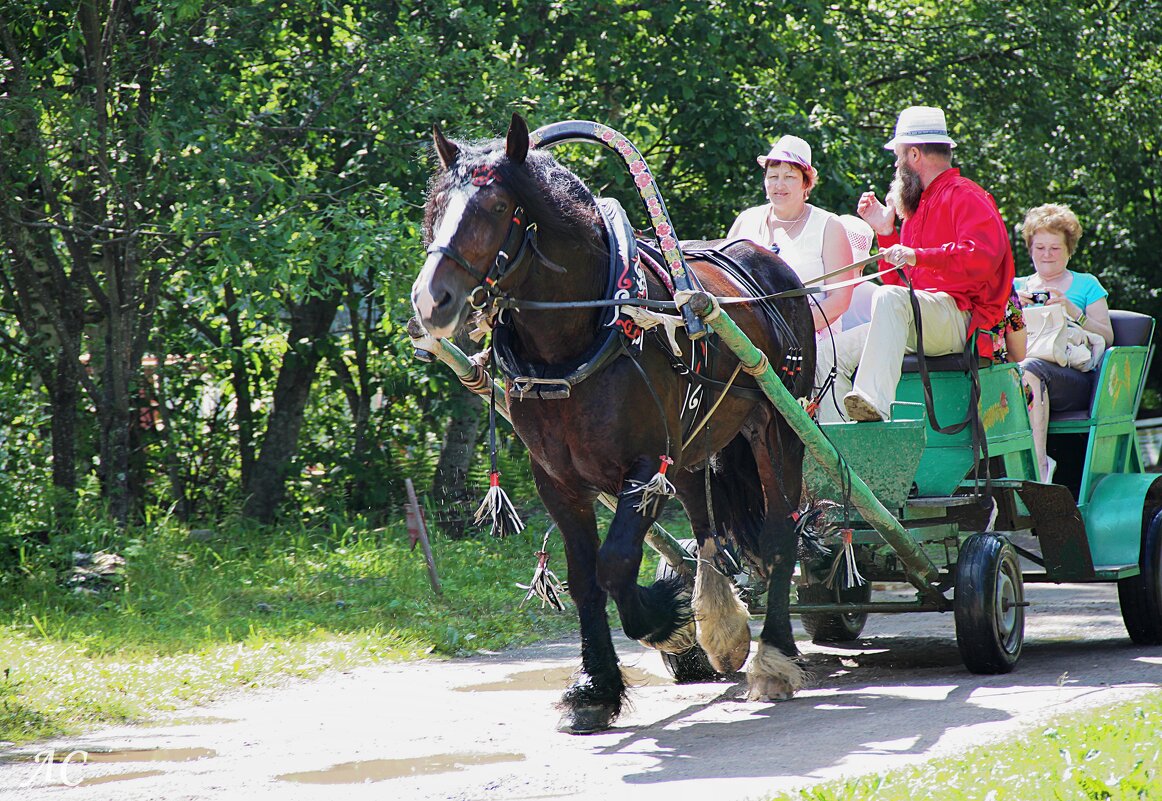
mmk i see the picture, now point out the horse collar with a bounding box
[492,198,648,400]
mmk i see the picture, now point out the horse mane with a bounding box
[424,136,602,255]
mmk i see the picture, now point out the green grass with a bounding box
[769,690,1162,801]
[0,514,609,743]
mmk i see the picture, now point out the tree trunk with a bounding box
[224,282,257,494]
[430,381,485,538]
[242,291,339,523]
[99,282,136,527]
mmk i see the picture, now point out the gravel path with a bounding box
[2,582,1160,801]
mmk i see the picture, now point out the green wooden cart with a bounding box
[789,307,1160,673]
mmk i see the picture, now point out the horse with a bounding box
[411,113,816,734]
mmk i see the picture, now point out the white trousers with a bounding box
[815,285,969,423]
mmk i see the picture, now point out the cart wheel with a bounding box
[1117,506,1162,645]
[654,539,721,683]
[954,533,1024,674]
[798,582,871,643]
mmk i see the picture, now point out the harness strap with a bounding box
[427,243,488,284]
[426,205,537,294]
[491,198,643,399]
[682,362,744,452]
[648,328,765,402]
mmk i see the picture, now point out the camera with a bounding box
[1031,291,1050,305]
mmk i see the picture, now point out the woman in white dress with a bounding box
[727,135,855,337]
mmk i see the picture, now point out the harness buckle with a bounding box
[509,377,572,400]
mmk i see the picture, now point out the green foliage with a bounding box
[3,0,1162,521]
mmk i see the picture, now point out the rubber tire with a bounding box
[798,582,871,643]
[1117,506,1162,645]
[954,533,1024,674]
[654,539,720,683]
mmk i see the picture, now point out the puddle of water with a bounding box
[76,769,166,787]
[83,747,218,763]
[456,665,668,692]
[277,752,525,784]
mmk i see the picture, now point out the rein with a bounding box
[493,252,899,313]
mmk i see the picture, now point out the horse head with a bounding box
[411,113,532,339]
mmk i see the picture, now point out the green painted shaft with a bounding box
[690,297,942,593]
[406,318,696,577]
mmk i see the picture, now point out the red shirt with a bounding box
[878,168,1015,359]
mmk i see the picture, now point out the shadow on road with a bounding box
[592,629,1161,788]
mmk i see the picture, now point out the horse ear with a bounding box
[433,124,459,169]
[506,112,529,165]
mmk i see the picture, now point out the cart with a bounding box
[708,297,1160,674]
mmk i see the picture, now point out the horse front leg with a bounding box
[671,467,752,673]
[598,461,696,656]
[531,463,626,734]
[748,419,807,702]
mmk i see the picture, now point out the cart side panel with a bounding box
[1082,472,1162,570]
[895,362,1037,496]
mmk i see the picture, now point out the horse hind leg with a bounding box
[672,462,751,674]
[746,418,807,702]
[692,536,751,673]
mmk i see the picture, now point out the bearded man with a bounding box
[815,106,1015,423]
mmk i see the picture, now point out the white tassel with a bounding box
[474,472,525,538]
[516,528,568,611]
[825,528,866,590]
[628,456,676,516]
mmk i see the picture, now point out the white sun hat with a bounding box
[884,106,957,150]
[757,134,814,172]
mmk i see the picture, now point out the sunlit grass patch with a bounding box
[769,690,1162,801]
[0,516,586,743]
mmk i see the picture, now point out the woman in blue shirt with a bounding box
[1015,203,1114,481]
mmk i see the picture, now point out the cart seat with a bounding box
[900,353,989,373]
[1110,309,1155,348]
[1048,309,1154,423]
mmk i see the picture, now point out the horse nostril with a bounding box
[433,289,453,311]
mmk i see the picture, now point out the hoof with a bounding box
[557,705,615,735]
[745,641,805,702]
[638,619,697,655]
[746,674,796,702]
[699,613,751,674]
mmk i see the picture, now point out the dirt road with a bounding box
[3,582,1160,801]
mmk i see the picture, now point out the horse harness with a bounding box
[463,196,802,449]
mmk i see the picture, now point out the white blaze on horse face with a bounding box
[412,184,479,337]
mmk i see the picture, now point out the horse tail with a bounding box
[708,434,767,562]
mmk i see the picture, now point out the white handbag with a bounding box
[1024,304,1105,372]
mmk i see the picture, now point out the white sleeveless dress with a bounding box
[728,204,840,336]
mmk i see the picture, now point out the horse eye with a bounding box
[490,200,509,214]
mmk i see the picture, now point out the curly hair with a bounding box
[1021,203,1083,257]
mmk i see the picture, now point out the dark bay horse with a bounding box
[412,113,816,733]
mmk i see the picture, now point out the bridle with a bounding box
[424,165,539,311]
